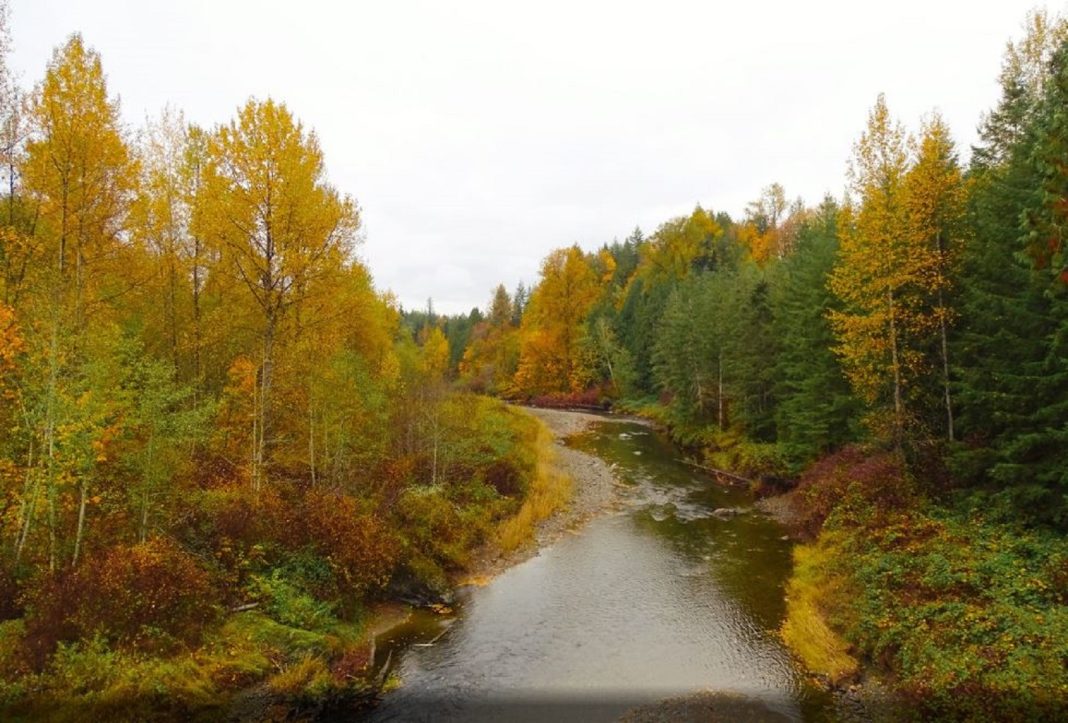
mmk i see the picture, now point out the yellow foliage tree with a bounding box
[636,205,721,284]
[829,95,939,442]
[903,114,966,440]
[198,98,359,492]
[513,245,599,396]
[23,34,136,322]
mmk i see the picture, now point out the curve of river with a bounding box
[364,418,832,722]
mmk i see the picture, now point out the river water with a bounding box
[364,419,832,722]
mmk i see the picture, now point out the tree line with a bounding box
[0,9,550,713]
[449,10,1068,528]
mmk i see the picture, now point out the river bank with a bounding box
[458,406,621,583]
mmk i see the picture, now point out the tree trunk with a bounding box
[14,473,39,565]
[308,398,317,486]
[717,349,725,429]
[45,314,60,573]
[139,436,155,543]
[12,437,33,554]
[938,293,955,442]
[191,238,202,405]
[887,289,904,445]
[14,441,38,564]
[168,255,179,369]
[72,478,88,566]
[253,317,275,496]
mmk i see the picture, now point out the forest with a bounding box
[438,9,1068,720]
[0,3,1066,721]
[0,6,572,719]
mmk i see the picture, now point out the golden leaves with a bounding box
[829,96,962,425]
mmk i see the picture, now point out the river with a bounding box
[363,417,832,722]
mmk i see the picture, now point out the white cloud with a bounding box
[9,0,1046,313]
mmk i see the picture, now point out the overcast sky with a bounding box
[8,0,1057,314]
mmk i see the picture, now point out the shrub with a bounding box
[394,486,473,571]
[7,636,220,722]
[483,458,523,497]
[301,489,398,596]
[246,570,336,630]
[793,445,917,538]
[0,561,21,621]
[171,483,298,606]
[275,550,339,603]
[788,497,1068,721]
[0,619,28,682]
[838,508,1068,720]
[22,538,219,660]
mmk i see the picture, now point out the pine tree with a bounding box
[952,18,1068,523]
[771,198,858,463]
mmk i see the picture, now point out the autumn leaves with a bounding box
[830,98,964,444]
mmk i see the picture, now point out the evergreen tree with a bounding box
[771,198,858,464]
[952,20,1068,523]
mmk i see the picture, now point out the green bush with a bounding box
[246,570,336,630]
[811,503,1068,721]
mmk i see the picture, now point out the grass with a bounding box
[780,532,860,685]
[495,415,573,553]
[265,654,334,701]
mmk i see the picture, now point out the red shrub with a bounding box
[174,483,297,591]
[22,538,219,662]
[300,489,398,596]
[794,445,917,537]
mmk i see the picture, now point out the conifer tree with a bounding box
[771,198,858,463]
[952,15,1068,522]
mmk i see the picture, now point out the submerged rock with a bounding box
[711,506,749,520]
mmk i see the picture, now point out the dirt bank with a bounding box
[754,489,806,534]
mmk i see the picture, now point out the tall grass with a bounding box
[495,417,573,553]
[780,533,859,685]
